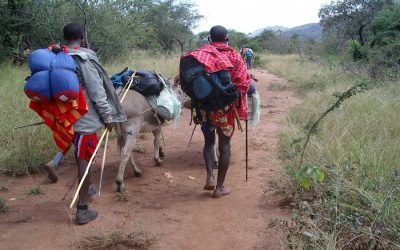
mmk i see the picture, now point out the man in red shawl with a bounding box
[185,26,251,197]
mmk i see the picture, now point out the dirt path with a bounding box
[0,69,299,250]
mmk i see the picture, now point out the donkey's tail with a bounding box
[114,122,125,151]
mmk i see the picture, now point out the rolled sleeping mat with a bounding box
[24,70,52,102]
[50,69,79,102]
[50,51,76,71]
[247,81,256,96]
[28,49,56,74]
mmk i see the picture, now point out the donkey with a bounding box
[114,88,165,192]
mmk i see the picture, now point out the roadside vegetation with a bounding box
[263,53,400,249]
[260,1,400,248]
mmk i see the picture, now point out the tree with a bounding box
[319,0,392,47]
[370,4,400,69]
[0,0,201,62]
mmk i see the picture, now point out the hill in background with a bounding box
[251,23,322,40]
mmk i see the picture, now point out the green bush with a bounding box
[348,40,364,61]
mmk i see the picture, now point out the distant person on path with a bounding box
[245,46,254,69]
[63,23,126,224]
[181,26,251,198]
[240,45,247,60]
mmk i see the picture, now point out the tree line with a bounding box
[0,0,201,63]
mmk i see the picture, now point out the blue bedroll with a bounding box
[50,51,79,102]
[50,51,76,71]
[24,70,52,102]
[28,49,56,74]
[50,69,79,102]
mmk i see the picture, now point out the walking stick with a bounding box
[245,119,248,182]
[69,72,136,208]
[98,130,110,196]
[14,121,44,129]
[233,107,243,132]
[187,124,197,150]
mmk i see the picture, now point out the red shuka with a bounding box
[185,42,251,137]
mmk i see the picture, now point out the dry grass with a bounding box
[266,79,291,91]
[115,192,129,203]
[11,214,33,223]
[262,54,400,249]
[28,185,45,195]
[81,229,157,250]
[0,63,55,175]
[105,51,180,80]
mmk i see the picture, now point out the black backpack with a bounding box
[111,68,165,96]
[179,56,239,112]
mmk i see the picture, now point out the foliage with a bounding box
[370,4,400,69]
[319,0,389,46]
[0,0,201,62]
[319,0,400,75]
[348,40,364,60]
[295,164,325,189]
[262,54,400,249]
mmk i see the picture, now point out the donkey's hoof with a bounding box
[159,151,166,159]
[155,159,163,167]
[116,181,126,193]
[134,171,142,177]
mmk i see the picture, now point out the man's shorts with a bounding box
[73,133,99,161]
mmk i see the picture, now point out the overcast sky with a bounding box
[193,0,332,34]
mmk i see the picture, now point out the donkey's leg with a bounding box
[159,146,165,159]
[116,132,137,193]
[129,153,142,177]
[153,129,162,166]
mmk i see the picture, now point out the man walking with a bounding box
[63,23,126,224]
[183,26,250,198]
[245,46,254,69]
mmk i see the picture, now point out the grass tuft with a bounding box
[81,229,157,250]
[28,185,45,195]
[116,192,129,203]
[11,214,33,223]
[0,196,6,213]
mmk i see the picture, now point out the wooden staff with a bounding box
[233,107,243,132]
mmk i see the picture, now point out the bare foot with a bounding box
[213,186,231,198]
[203,178,215,191]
